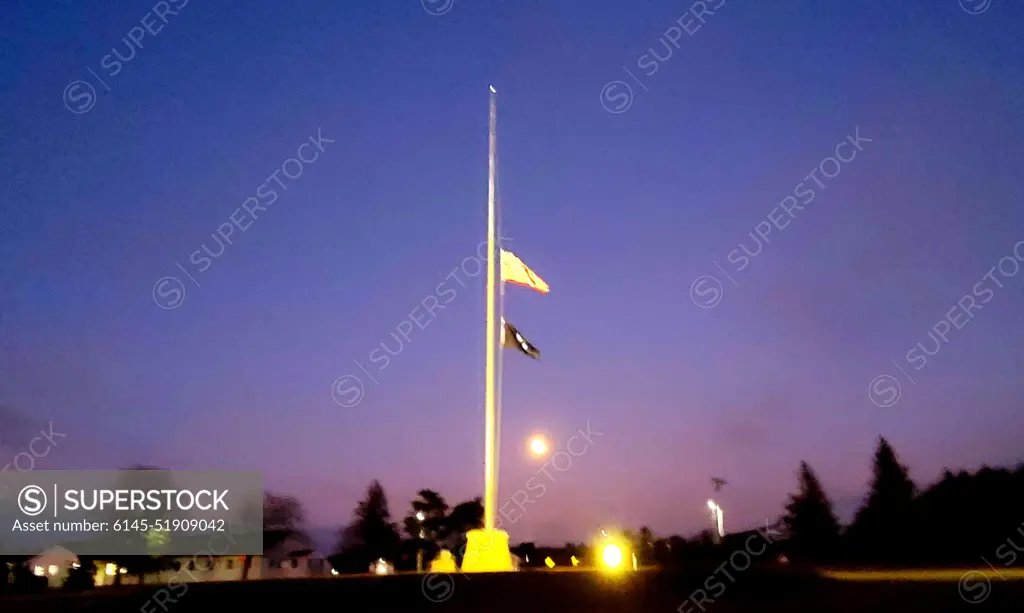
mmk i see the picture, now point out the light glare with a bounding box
[529,436,548,456]
[602,543,623,568]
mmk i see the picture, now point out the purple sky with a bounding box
[2,0,1023,547]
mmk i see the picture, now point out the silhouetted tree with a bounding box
[654,536,683,566]
[637,526,655,562]
[908,464,1024,564]
[335,480,400,568]
[264,491,305,531]
[401,489,449,569]
[782,461,840,563]
[846,437,916,563]
[445,497,483,565]
[693,529,716,549]
[446,498,484,535]
[402,489,449,541]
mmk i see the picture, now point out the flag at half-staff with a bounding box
[501,318,540,359]
[501,249,549,294]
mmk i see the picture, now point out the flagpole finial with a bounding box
[489,85,497,94]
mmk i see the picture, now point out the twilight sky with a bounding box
[2,0,1023,548]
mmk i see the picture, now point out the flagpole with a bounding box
[483,84,499,533]
[495,185,505,525]
[462,85,514,572]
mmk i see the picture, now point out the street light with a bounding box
[416,511,426,571]
[707,499,724,541]
[602,543,623,568]
[595,528,633,574]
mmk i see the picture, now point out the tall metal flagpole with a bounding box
[483,85,499,532]
[462,84,513,573]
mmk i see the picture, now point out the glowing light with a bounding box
[529,435,548,456]
[374,559,389,575]
[707,499,725,538]
[544,557,555,568]
[105,563,116,576]
[602,543,623,568]
[416,511,425,521]
[489,85,497,94]
[33,566,44,577]
[331,568,339,575]
[48,565,58,576]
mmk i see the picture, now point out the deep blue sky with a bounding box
[2,0,1023,546]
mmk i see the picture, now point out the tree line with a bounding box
[331,437,1024,570]
[329,481,486,572]
[5,436,1023,591]
[768,436,1024,567]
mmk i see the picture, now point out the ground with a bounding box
[0,567,1019,612]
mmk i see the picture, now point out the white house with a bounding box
[134,530,330,584]
[29,530,336,589]
[257,531,332,579]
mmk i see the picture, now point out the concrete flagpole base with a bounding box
[460,528,515,572]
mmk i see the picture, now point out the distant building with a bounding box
[27,546,79,588]
[21,530,335,589]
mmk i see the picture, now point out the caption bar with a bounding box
[0,470,263,556]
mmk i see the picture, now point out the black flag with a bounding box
[501,319,540,359]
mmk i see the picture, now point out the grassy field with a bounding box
[1,567,1020,612]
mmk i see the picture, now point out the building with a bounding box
[26,546,80,588]
[21,530,335,588]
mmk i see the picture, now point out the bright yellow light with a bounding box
[529,436,548,456]
[602,543,623,568]
[104,563,116,576]
[544,556,555,568]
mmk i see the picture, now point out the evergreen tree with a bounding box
[782,461,840,562]
[336,480,400,567]
[847,437,916,563]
